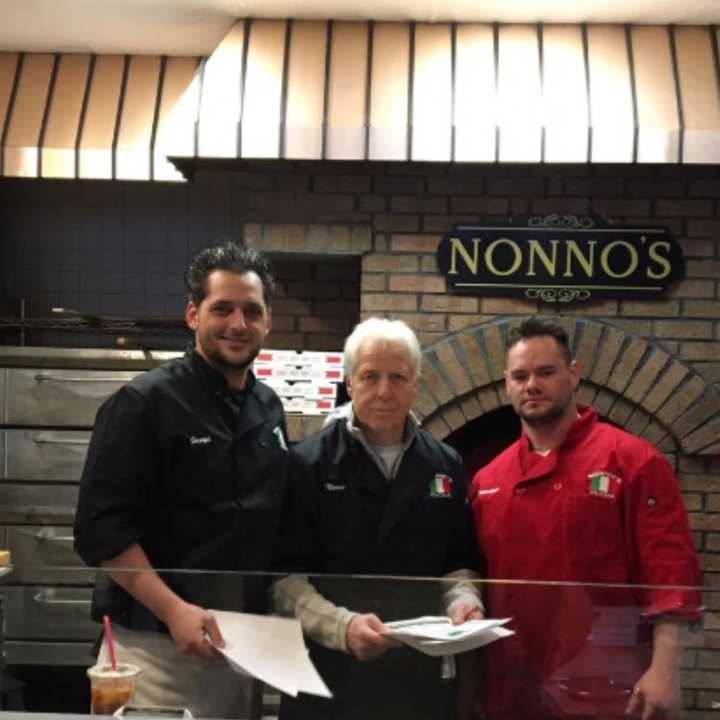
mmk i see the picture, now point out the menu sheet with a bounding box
[212,610,332,698]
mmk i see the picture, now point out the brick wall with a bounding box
[268,257,359,351]
[2,163,717,386]
[1,160,720,712]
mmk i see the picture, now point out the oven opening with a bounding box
[444,404,521,481]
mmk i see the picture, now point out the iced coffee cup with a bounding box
[87,663,141,715]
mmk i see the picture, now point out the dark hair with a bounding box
[184,243,275,307]
[506,317,572,365]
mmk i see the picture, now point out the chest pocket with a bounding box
[388,493,456,568]
[317,475,385,572]
[563,491,627,581]
[471,487,504,538]
[166,429,235,506]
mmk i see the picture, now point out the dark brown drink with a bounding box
[87,663,141,715]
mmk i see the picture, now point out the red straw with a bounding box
[103,614,117,671]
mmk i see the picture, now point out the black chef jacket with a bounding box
[279,418,479,720]
[74,349,290,631]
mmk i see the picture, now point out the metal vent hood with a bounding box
[0,53,199,181]
[1,20,719,182]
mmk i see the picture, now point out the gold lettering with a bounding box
[647,241,672,280]
[600,241,638,279]
[527,240,559,277]
[563,240,596,278]
[485,238,522,276]
[448,237,482,274]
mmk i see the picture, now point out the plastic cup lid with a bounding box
[87,663,141,680]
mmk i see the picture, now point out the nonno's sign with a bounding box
[436,215,684,303]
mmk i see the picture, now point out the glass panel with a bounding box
[0,565,709,720]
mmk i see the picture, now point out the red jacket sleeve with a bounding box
[624,450,702,620]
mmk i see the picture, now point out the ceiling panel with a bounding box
[1,0,719,56]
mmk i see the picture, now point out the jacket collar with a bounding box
[331,413,437,543]
[344,405,418,480]
[187,348,268,437]
[519,405,596,452]
[517,405,597,481]
[187,346,257,398]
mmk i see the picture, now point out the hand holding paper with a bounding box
[383,616,514,657]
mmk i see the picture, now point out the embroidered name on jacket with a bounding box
[475,487,500,498]
[325,482,346,492]
[430,473,453,498]
[189,435,211,446]
[588,470,622,498]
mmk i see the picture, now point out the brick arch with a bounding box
[415,317,720,456]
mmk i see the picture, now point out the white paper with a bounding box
[212,610,332,698]
[384,616,514,657]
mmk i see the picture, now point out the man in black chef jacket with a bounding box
[273,317,482,720]
[74,242,289,718]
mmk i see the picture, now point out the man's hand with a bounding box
[103,543,224,661]
[625,665,682,720]
[346,613,399,661]
[626,619,685,720]
[102,544,224,661]
[164,599,224,660]
[449,601,484,625]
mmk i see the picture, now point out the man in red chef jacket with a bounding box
[470,317,701,720]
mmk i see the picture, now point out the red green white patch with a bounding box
[430,474,453,498]
[588,471,622,498]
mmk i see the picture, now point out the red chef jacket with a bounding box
[470,406,701,720]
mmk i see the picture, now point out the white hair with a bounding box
[343,317,422,378]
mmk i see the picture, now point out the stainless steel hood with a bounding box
[1,19,719,182]
[168,19,720,169]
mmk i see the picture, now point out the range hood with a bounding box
[1,20,719,182]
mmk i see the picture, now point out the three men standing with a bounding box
[75,253,700,720]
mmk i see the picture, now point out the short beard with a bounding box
[208,345,260,373]
[518,402,565,428]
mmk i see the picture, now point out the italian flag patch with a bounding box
[430,474,453,498]
[588,471,622,498]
